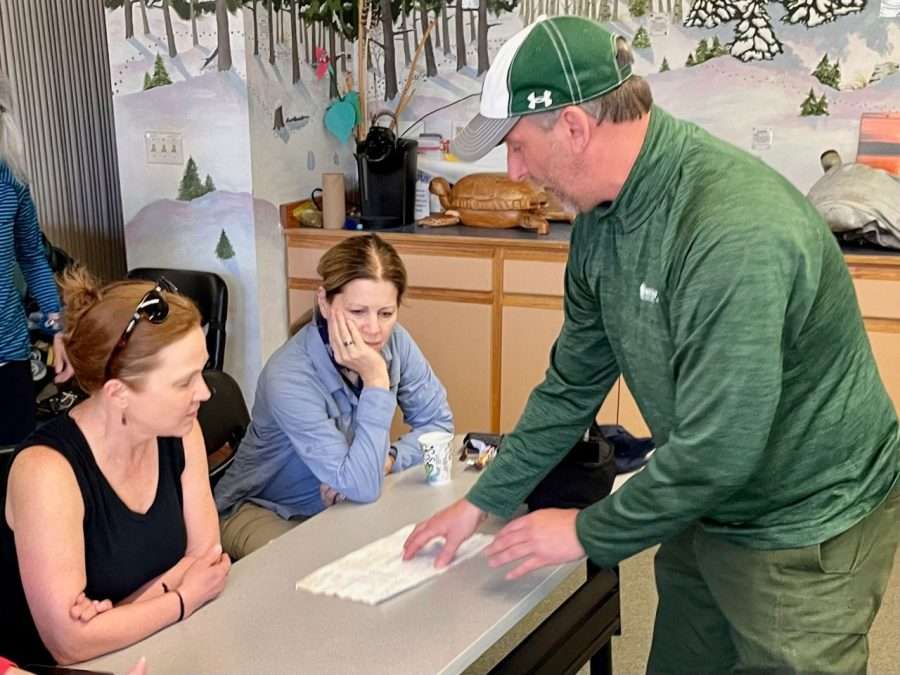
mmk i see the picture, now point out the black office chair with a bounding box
[127,268,228,371]
[197,370,250,488]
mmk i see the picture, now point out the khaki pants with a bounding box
[220,501,306,561]
[648,482,900,674]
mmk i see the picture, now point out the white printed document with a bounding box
[296,523,492,605]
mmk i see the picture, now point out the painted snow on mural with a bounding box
[126,190,263,400]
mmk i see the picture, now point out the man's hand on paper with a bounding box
[402,498,487,568]
[485,508,585,580]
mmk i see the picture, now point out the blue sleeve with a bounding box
[391,328,454,472]
[268,372,398,503]
[10,184,60,314]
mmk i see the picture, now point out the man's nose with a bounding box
[507,151,528,182]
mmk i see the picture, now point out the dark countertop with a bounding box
[839,242,900,258]
[399,222,573,242]
[289,221,900,260]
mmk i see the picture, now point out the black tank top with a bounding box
[0,414,187,666]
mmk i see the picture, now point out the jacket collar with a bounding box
[590,105,686,233]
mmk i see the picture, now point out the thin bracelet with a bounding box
[173,588,185,622]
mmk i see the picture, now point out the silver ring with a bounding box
[343,339,353,347]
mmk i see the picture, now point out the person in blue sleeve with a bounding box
[215,234,453,559]
[0,72,73,445]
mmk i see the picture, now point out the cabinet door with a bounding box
[501,306,618,433]
[395,296,493,435]
[868,330,900,414]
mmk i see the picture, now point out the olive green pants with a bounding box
[648,484,900,674]
[220,501,306,561]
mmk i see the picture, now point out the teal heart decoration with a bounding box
[325,98,357,144]
[343,91,361,126]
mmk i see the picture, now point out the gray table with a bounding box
[81,453,619,675]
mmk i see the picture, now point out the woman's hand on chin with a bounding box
[328,298,389,389]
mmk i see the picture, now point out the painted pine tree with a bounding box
[684,0,859,62]
[204,175,216,195]
[178,157,205,200]
[659,57,671,72]
[799,88,828,116]
[145,54,173,90]
[711,35,727,56]
[695,38,709,62]
[215,229,236,260]
[629,0,649,17]
[632,26,651,48]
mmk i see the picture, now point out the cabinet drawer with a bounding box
[287,246,492,292]
[287,247,328,280]
[854,279,900,320]
[504,260,565,296]
[402,253,492,291]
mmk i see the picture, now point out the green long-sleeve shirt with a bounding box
[467,106,900,568]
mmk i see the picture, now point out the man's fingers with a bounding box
[506,556,546,581]
[487,542,532,568]
[485,527,530,557]
[402,523,438,560]
[435,532,465,569]
[494,515,529,539]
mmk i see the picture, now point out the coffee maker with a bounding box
[355,112,417,230]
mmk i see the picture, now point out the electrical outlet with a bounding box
[145,131,183,165]
[752,127,774,151]
[649,14,669,36]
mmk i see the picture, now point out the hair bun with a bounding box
[59,266,103,335]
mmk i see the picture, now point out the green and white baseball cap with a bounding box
[451,15,632,162]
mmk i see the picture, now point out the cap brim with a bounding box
[450,115,519,162]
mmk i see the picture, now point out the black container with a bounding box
[355,124,418,230]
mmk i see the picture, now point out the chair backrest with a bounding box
[127,268,228,370]
[196,370,250,487]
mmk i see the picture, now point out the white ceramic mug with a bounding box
[419,431,453,485]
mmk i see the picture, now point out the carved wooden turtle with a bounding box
[418,173,574,235]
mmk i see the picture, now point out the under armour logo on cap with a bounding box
[527,90,553,110]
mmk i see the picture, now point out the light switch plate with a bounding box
[145,131,183,165]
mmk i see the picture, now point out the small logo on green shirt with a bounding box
[640,282,659,304]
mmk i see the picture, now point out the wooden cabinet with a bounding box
[500,306,618,432]
[846,254,900,415]
[283,229,900,440]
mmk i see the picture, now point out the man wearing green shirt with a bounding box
[403,15,900,673]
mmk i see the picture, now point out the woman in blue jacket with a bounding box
[215,234,453,559]
[0,72,73,444]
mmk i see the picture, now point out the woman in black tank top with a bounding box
[0,269,230,666]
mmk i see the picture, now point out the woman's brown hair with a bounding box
[60,267,202,393]
[317,234,407,303]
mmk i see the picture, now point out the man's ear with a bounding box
[316,287,331,320]
[558,106,593,154]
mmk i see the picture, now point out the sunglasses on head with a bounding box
[104,277,178,382]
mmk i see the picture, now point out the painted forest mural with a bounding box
[103,0,898,396]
